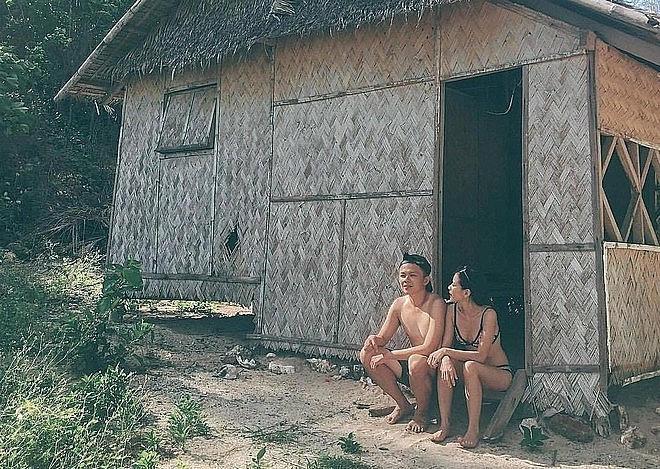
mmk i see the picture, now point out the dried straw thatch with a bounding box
[110,0,455,79]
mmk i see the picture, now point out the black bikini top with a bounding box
[453,303,499,349]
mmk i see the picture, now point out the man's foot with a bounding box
[429,427,449,443]
[385,405,414,424]
[457,430,479,448]
[405,418,428,433]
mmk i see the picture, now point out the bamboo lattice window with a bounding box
[157,84,217,154]
[600,133,660,246]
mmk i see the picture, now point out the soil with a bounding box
[133,311,660,469]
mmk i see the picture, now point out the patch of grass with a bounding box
[306,455,375,469]
[246,446,269,469]
[242,422,302,444]
[0,347,147,468]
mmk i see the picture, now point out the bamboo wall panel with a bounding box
[440,0,582,79]
[109,75,162,272]
[525,373,608,418]
[529,251,599,366]
[272,82,435,197]
[275,13,434,101]
[212,49,272,279]
[604,243,660,384]
[528,57,594,244]
[141,278,256,306]
[263,201,342,342]
[596,40,660,147]
[157,154,214,274]
[165,66,217,91]
[339,196,434,348]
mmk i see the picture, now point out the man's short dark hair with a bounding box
[400,252,432,276]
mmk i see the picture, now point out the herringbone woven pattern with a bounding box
[142,278,256,307]
[110,76,163,272]
[157,154,214,274]
[275,13,434,101]
[604,244,660,384]
[339,196,434,348]
[440,0,581,79]
[263,201,342,341]
[527,57,594,244]
[596,41,660,146]
[529,251,599,366]
[272,82,435,197]
[526,373,609,418]
[213,50,272,277]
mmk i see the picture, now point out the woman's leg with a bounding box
[430,359,463,442]
[459,361,513,448]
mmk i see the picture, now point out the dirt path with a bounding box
[135,315,660,469]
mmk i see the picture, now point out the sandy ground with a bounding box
[134,314,660,469]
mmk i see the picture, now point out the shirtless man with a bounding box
[359,253,447,433]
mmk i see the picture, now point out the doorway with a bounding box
[441,68,525,368]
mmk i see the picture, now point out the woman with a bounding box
[427,265,513,448]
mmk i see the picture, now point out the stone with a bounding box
[546,413,595,443]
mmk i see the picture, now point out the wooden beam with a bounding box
[601,187,623,241]
[482,369,528,441]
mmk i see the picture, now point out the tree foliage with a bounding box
[0,0,134,256]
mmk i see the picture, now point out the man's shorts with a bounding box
[397,360,410,387]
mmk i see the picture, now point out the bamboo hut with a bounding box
[56,0,660,423]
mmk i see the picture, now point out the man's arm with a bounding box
[386,295,446,360]
[362,297,402,352]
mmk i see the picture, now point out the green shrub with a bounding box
[167,395,211,450]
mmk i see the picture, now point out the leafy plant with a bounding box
[133,450,159,469]
[520,424,549,451]
[338,432,362,454]
[167,394,211,450]
[98,258,144,321]
[246,446,268,469]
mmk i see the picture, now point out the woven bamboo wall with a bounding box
[596,40,660,147]
[528,251,599,366]
[604,243,660,384]
[525,372,609,418]
[526,55,602,414]
[156,154,214,274]
[109,75,163,271]
[528,57,594,244]
[212,49,272,278]
[274,13,434,101]
[263,201,343,342]
[339,196,434,348]
[262,16,437,354]
[272,82,435,198]
[440,0,582,79]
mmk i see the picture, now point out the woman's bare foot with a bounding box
[405,417,428,433]
[429,427,450,443]
[385,405,414,424]
[457,429,479,448]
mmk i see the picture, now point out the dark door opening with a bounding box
[441,68,525,369]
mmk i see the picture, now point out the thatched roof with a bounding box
[55,0,660,102]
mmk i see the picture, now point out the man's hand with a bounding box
[369,349,393,369]
[363,334,380,352]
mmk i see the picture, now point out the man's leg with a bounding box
[359,348,414,424]
[405,354,435,433]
